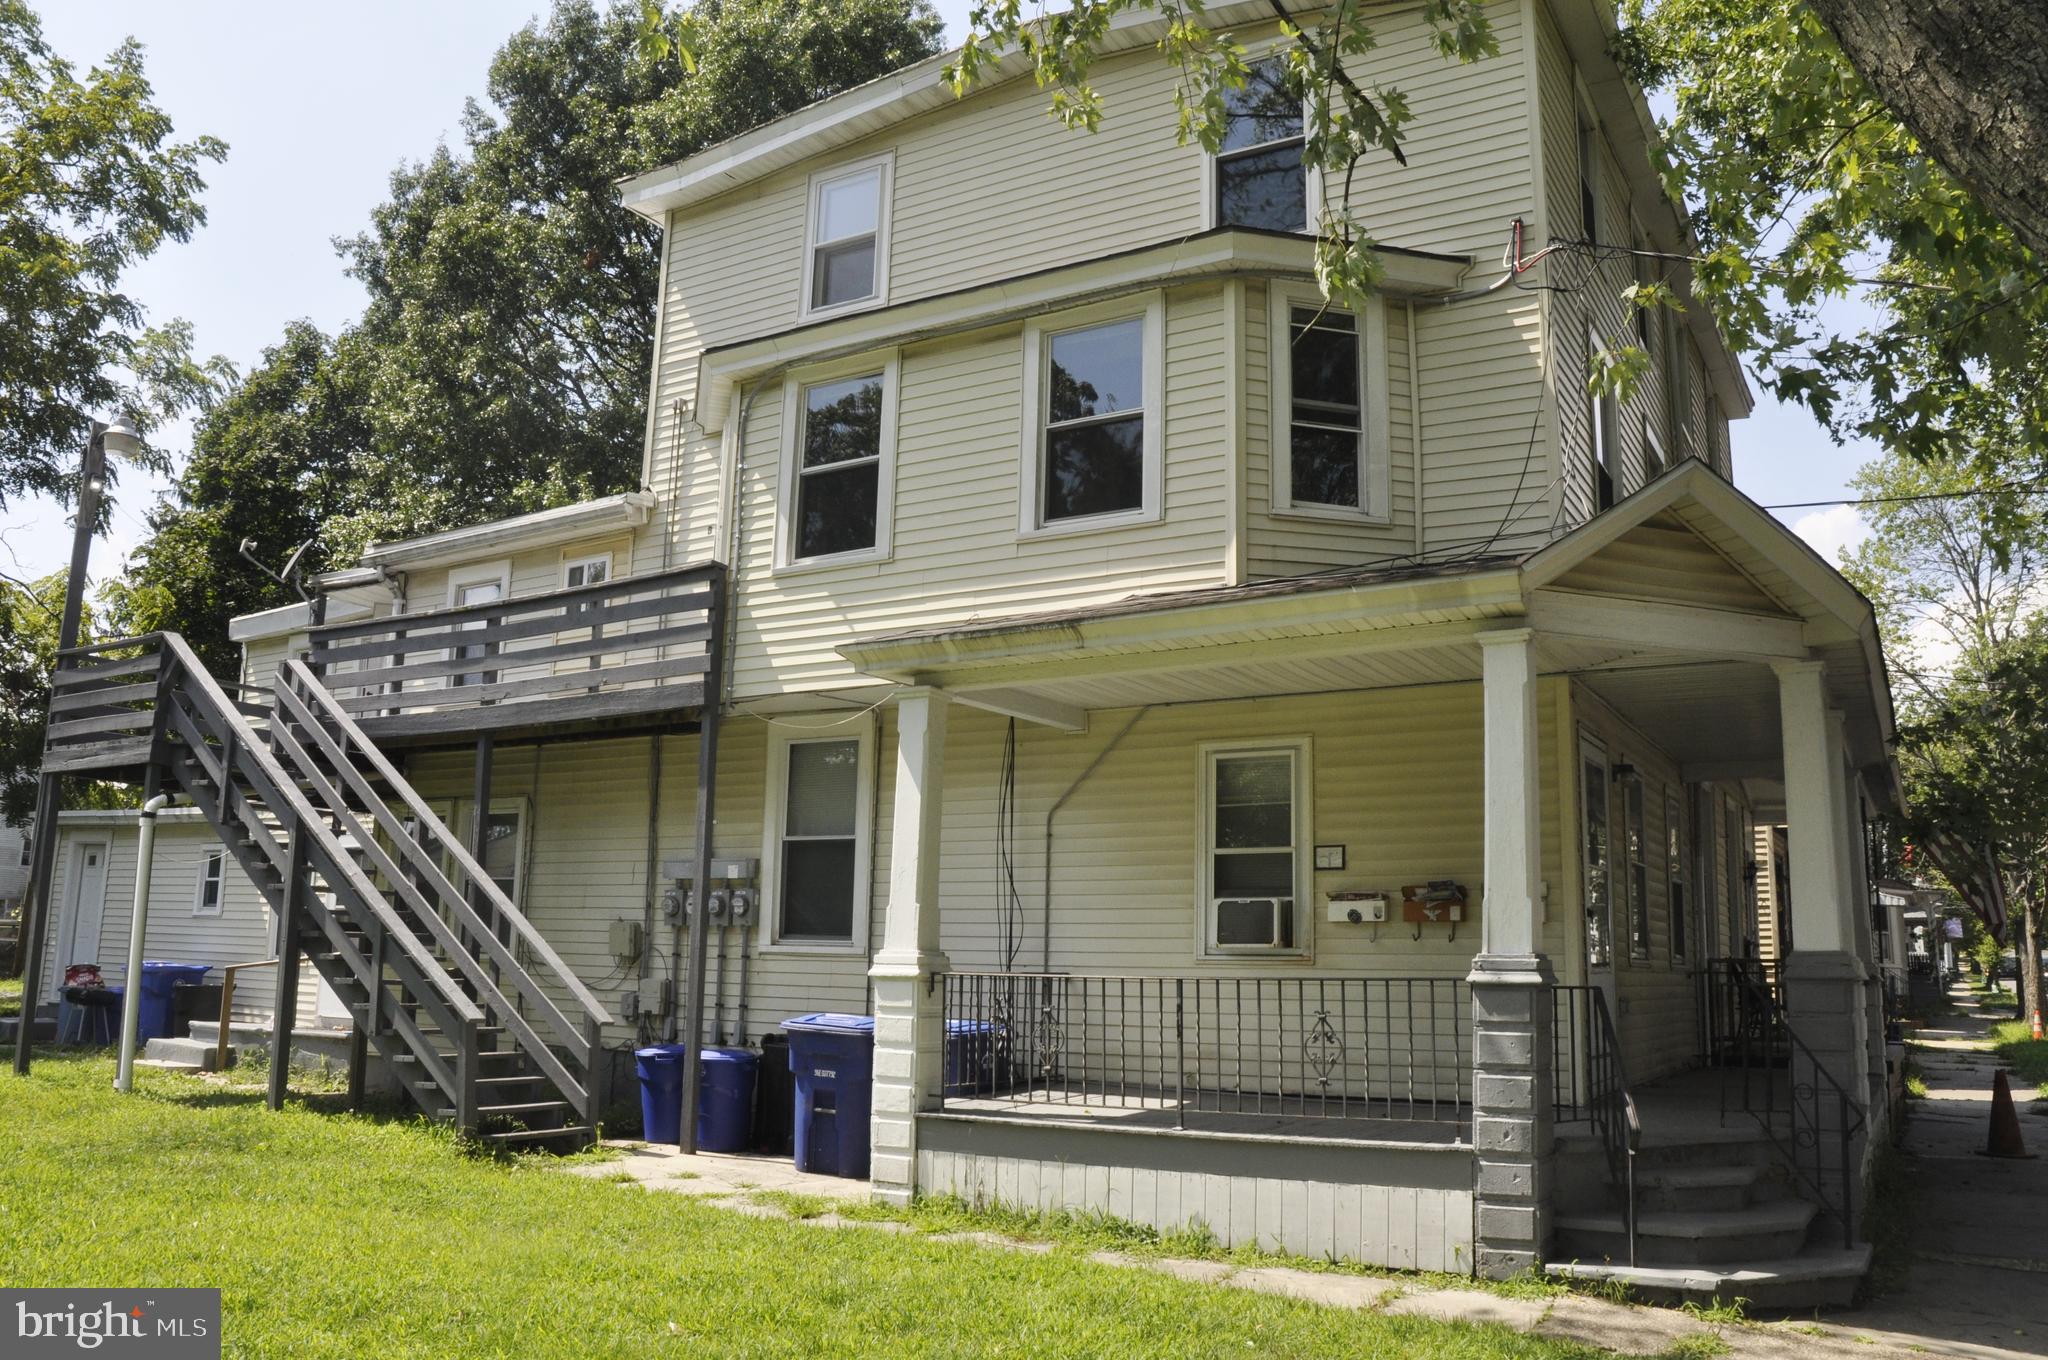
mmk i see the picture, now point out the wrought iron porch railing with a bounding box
[1719,963,1866,1248]
[937,971,1469,1127]
[1553,985,1641,1265]
[304,561,723,737]
[1697,956,1785,1068]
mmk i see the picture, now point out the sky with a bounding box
[9,0,1873,592]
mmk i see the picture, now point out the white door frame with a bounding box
[52,839,110,999]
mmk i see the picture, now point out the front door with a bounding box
[55,840,110,990]
[450,576,505,688]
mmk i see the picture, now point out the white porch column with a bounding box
[1771,659,1873,1220]
[1469,628,1555,1278]
[868,686,950,1205]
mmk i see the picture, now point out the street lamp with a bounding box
[12,415,148,1076]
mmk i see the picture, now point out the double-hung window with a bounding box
[1270,287,1388,518]
[1624,771,1650,958]
[781,357,896,565]
[1666,788,1688,961]
[193,849,225,917]
[1215,59,1308,231]
[1021,297,1162,532]
[765,725,874,949]
[1587,326,1618,511]
[1201,741,1310,955]
[802,155,892,316]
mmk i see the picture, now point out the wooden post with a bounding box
[679,569,726,1154]
[268,830,309,1111]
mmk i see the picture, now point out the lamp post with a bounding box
[13,416,145,1076]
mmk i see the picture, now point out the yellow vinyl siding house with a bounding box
[27,0,1895,1305]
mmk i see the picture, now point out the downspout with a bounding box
[1042,707,1152,972]
[642,735,662,997]
[114,790,172,1094]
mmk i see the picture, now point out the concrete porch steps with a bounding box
[1555,1198,1818,1266]
[1546,1245,1872,1310]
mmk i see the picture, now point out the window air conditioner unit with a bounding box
[1214,897,1295,949]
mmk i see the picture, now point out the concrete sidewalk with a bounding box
[1807,985,2048,1360]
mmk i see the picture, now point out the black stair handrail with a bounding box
[140,633,486,1030]
[1587,989,1642,1267]
[273,660,611,1082]
[1720,961,1867,1248]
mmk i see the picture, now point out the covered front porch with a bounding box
[841,463,1898,1281]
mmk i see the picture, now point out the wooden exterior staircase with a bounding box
[41,632,613,1147]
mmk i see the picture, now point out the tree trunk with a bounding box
[1805,0,2048,260]
[2024,897,2044,1030]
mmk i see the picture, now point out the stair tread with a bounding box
[1545,1244,1871,1290]
[1558,1199,1816,1238]
[1633,1165,1765,1191]
[483,1125,593,1144]
[478,1100,571,1116]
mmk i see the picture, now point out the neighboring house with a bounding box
[34,810,334,1029]
[0,820,28,911]
[31,0,1899,1304]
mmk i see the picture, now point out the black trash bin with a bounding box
[753,1031,794,1156]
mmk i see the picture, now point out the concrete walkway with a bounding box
[567,1141,1947,1358]
[1804,985,2048,1360]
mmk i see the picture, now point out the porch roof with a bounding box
[839,462,1902,807]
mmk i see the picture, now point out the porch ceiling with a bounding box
[1577,660,1783,776]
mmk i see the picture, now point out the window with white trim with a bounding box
[1021,297,1162,532]
[477,801,524,907]
[446,562,508,688]
[18,828,30,867]
[765,727,873,948]
[1643,417,1666,484]
[1624,771,1649,958]
[1215,59,1307,232]
[193,849,225,917]
[781,361,896,564]
[562,553,610,589]
[1201,741,1309,955]
[1666,787,1688,960]
[1587,325,1618,511]
[802,156,891,316]
[1271,287,1388,517]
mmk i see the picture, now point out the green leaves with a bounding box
[0,0,228,515]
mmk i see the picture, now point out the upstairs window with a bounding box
[192,850,225,917]
[1577,118,1599,240]
[1587,325,1618,510]
[1271,287,1388,518]
[562,553,610,589]
[1216,60,1307,232]
[803,156,891,316]
[1021,297,1162,534]
[1202,742,1309,955]
[797,374,884,558]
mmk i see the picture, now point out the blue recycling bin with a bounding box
[136,962,212,1042]
[635,1044,689,1144]
[697,1047,760,1153]
[783,1013,875,1178]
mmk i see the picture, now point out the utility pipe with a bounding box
[113,793,172,1093]
[1042,707,1152,972]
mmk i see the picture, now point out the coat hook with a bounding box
[1412,920,1424,942]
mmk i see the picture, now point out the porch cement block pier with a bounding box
[1469,954,1556,1278]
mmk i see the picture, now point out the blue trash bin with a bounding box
[635,1044,689,1144]
[136,962,212,1042]
[697,1047,760,1153]
[783,1013,876,1178]
[943,1018,1001,1096]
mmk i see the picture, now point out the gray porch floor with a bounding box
[937,1084,1469,1146]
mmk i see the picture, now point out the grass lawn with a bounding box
[1991,1019,2048,1097]
[0,1052,1603,1360]
[0,975,20,1018]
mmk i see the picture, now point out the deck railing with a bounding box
[1696,956,1784,1067]
[1553,985,1641,1263]
[937,971,1469,1127]
[304,561,723,735]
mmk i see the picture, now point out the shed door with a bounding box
[55,841,110,990]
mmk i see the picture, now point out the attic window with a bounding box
[1215,60,1307,232]
[803,156,892,316]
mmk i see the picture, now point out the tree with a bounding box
[1802,1,2048,263]
[123,0,944,653]
[1620,1,2047,484]
[1839,453,2048,1021]
[0,0,227,518]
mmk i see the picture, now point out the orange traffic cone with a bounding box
[2034,1009,2044,1042]
[1985,1070,2034,1159]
